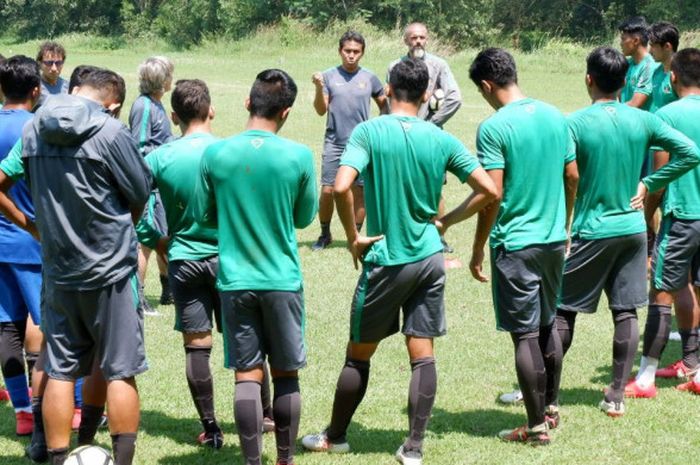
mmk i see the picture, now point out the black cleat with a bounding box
[25,439,48,463]
[311,235,332,251]
[198,430,224,449]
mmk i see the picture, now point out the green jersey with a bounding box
[195,129,317,292]
[136,133,219,261]
[477,98,574,251]
[655,96,700,219]
[620,54,659,110]
[568,101,700,239]
[649,66,678,113]
[341,115,480,266]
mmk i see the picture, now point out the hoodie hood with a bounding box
[34,94,109,146]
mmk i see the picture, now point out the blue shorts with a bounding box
[0,263,42,324]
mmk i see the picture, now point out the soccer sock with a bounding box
[555,310,577,356]
[326,358,370,443]
[78,404,105,445]
[261,363,273,420]
[272,377,301,465]
[355,223,363,233]
[234,381,263,465]
[0,321,30,410]
[74,377,84,408]
[511,331,546,428]
[636,355,659,386]
[642,304,672,359]
[25,351,39,386]
[539,324,562,407]
[30,395,46,447]
[48,447,69,465]
[680,327,699,369]
[404,357,437,453]
[184,346,216,424]
[111,432,137,465]
[606,310,639,403]
[320,222,331,237]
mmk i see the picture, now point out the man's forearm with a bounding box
[472,201,499,251]
[334,188,357,243]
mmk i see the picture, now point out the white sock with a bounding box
[694,369,700,383]
[15,406,31,413]
[635,356,658,387]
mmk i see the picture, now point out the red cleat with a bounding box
[16,411,34,436]
[656,360,697,379]
[72,408,82,431]
[676,380,700,394]
[0,388,10,402]
[624,379,657,398]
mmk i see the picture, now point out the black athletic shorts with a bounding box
[651,216,700,292]
[169,256,221,334]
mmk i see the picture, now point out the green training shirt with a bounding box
[137,132,219,261]
[620,54,659,110]
[649,66,678,113]
[195,129,317,292]
[655,95,700,219]
[341,114,480,266]
[568,101,699,239]
[477,98,574,251]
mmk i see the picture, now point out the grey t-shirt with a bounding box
[322,66,384,146]
[40,77,69,97]
[128,94,174,156]
[21,94,152,290]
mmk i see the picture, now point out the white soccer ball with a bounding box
[64,445,114,465]
[429,88,445,111]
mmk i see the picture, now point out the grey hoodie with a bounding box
[22,94,152,290]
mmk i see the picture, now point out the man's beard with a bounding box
[409,46,426,59]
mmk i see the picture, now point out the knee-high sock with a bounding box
[272,377,300,465]
[48,447,68,465]
[261,363,273,419]
[643,304,672,359]
[30,395,46,448]
[111,432,137,465]
[0,321,30,410]
[326,358,370,442]
[680,328,699,369]
[511,331,546,428]
[555,310,577,357]
[404,357,437,453]
[78,404,105,445]
[234,381,262,465]
[606,310,639,403]
[185,346,217,429]
[539,324,562,407]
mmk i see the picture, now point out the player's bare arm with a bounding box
[470,169,503,282]
[436,167,499,234]
[564,160,579,232]
[312,72,328,116]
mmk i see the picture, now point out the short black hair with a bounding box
[619,16,650,46]
[171,79,211,124]
[586,46,629,94]
[249,69,298,119]
[0,55,41,101]
[389,58,429,103]
[36,41,66,61]
[339,30,366,52]
[81,69,127,106]
[649,21,680,52]
[469,47,518,87]
[671,48,700,88]
[68,65,101,93]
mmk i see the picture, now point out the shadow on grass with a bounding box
[559,386,605,406]
[298,239,347,251]
[140,409,236,446]
[158,447,247,465]
[296,421,405,457]
[588,363,613,384]
[429,407,525,438]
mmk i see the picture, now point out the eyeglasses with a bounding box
[42,60,64,67]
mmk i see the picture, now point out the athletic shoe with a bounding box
[440,236,454,254]
[599,399,625,417]
[656,359,697,379]
[198,430,224,449]
[395,444,422,465]
[98,413,109,429]
[498,390,523,405]
[676,380,700,394]
[16,411,34,436]
[311,235,332,251]
[301,431,350,453]
[669,331,682,341]
[544,405,560,429]
[0,388,9,402]
[141,299,160,317]
[498,423,550,446]
[25,438,48,463]
[624,379,657,398]
[262,416,275,433]
[71,408,82,431]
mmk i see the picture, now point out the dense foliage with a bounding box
[1,0,698,49]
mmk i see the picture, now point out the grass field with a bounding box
[2,29,700,464]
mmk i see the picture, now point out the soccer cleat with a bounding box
[141,299,160,316]
[198,430,224,449]
[16,411,34,436]
[440,236,454,254]
[624,379,658,398]
[311,235,332,251]
[676,380,700,394]
[262,416,275,433]
[599,399,625,417]
[656,359,697,379]
[301,431,350,453]
[498,423,550,446]
[72,408,82,431]
[669,331,682,341]
[0,387,9,402]
[395,444,423,465]
[544,405,560,430]
[498,390,523,405]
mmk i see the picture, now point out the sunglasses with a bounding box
[42,60,64,67]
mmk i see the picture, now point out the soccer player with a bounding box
[129,56,175,312]
[649,22,680,112]
[469,48,578,444]
[619,17,659,110]
[302,58,497,465]
[0,55,42,438]
[556,47,700,417]
[311,30,386,250]
[195,69,316,465]
[0,69,151,465]
[36,41,68,97]
[627,48,700,397]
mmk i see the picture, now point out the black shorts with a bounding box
[651,217,700,292]
[169,257,221,334]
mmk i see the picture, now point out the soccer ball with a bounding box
[64,445,114,465]
[429,88,445,111]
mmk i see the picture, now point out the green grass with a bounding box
[2,31,700,464]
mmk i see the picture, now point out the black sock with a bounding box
[234,381,262,465]
[261,363,273,419]
[327,358,370,442]
[184,346,216,424]
[30,395,46,446]
[511,331,546,428]
[320,222,331,237]
[680,327,699,369]
[25,351,39,386]
[606,309,639,403]
[78,404,105,445]
[555,310,577,357]
[355,223,363,233]
[404,357,436,453]
[48,447,69,465]
[540,324,562,407]
[643,304,672,358]
[111,433,137,465]
[272,377,301,465]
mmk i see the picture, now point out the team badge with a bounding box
[358,81,367,89]
[251,138,264,149]
[524,104,535,114]
[604,106,616,115]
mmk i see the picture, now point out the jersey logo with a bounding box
[251,138,264,149]
[358,81,367,89]
[177,202,185,210]
[400,122,412,131]
[524,104,535,114]
[334,81,345,86]
[663,84,672,94]
[604,106,617,115]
